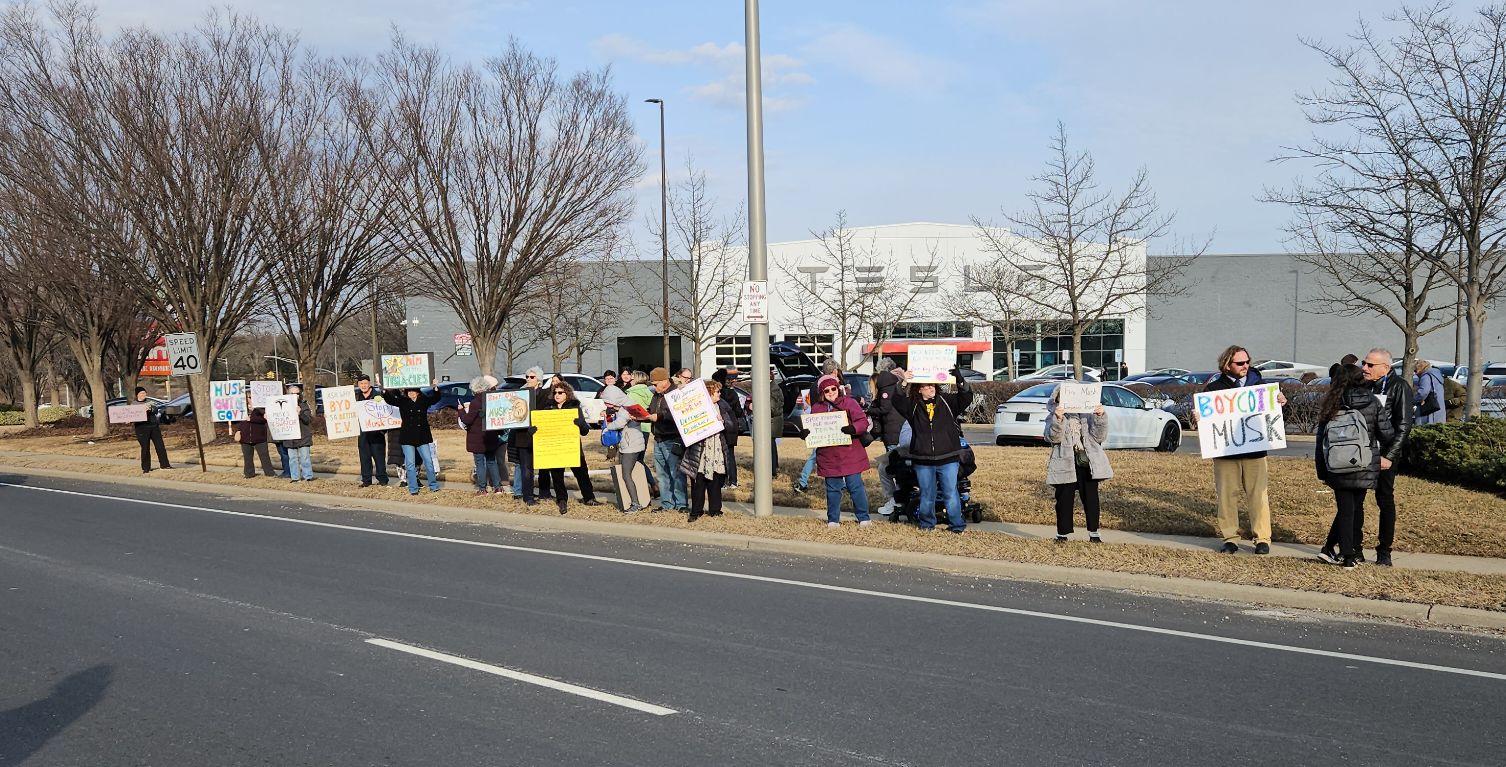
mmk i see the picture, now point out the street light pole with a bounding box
[1291,268,1300,361]
[745,0,773,518]
[646,98,671,370]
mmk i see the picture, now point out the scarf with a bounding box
[1060,412,1089,467]
[696,437,726,479]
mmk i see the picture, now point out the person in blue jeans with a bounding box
[381,387,443,494]
[639,367,688,511]
[805,374,873,527]
[893,367,972,533]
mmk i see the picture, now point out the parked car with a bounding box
[497,373,605,402]
[1119,373,1196,387]
[157,393,193,423]
[427,381,477,413]
[1119,381,1177,410]
[1139,367,1191,378]
[1180,371,1221,385]
[992,381,1182,451]
[79,396,166,420]
[1253,359,1326,376]
[1018,364,1104,382]
[842,372,873,408]
[957,368,987,383]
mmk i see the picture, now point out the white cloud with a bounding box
[801,24,952,94]
[592,34,812,111]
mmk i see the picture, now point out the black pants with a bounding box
[241,443,275,477]
[358,433,389,485]
[724,440,739,486]
[690,472,725,518]
[1326,488,1368,560]
[1375,468,1397,556]
[517,448,535,502]
[1052,463,1100,535]
[540,468,569,509]
[538,451,596,502]
[135,426,170,472]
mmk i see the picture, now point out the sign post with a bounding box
[166,332,208,473]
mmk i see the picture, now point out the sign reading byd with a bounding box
[165,333,202,377]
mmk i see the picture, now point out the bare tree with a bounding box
[0,223,47,428]
[1292,5,1506,416]
[258,56,399,405]
[776,211,933,371]
[975,125,1195,380]
[523,255,622,372]
[498,316,543,376]
[632,157,744,375]
[941,260,1068,380]
[1267,157,1454,382]
[370,37,642,378]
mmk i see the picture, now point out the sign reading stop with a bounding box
[165,332,203,377]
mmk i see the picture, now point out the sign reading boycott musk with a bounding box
[1194,383,1286,459]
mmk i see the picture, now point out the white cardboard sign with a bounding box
[801,410,851,449]
[266,395,303,442]
[665,378,725,447]
[1194,383,1287,459]
[1056,382,1101,414]
[322,385,360,440]
[907,344,957,384]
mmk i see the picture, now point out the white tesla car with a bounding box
[992,381,1182,451]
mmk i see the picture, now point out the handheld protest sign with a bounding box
[1056,382,1101,414]
[1194,383,1287,459]
[108,404,149,424]
[801,410,851,448]
[484,391,532,430]
[249,380,283,411]
[323,385,360,440]
[209,380,249,422]
[357,400,402,432]
[266,395,303,442]
[908,345,957,384]
[665,379,724,446]
[380,353,432,389]
[533,408,583,469]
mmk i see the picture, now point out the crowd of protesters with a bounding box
[133,336,1462,571]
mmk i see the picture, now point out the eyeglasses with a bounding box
[1230,359,1250,367]
[526,375,538,380]
[553,389,568,395]
[1361,361,1385,369]
[821,386,839,393]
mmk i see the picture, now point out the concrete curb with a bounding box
[3,462,1503,633]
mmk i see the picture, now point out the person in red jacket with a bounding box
[807,373,873,527]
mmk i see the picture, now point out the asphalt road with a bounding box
[2,472,1504,766]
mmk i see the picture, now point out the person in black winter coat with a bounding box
[711,368,746,488]
[894,367,973,532]
[1356,348,1411,566]
[1314,364,1395,569]
[869,359,907,515]
[131,387,172,473]
[353,375,389,487]
[380,387,443,494]
[534,380,593,514]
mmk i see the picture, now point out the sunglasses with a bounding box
[552,389,568,394]
[821,386,839,393]
[1362,361,1385,368]
[1231,359,1251,367]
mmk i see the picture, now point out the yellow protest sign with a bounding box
[533,408,582,469]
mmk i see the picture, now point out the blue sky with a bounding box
[89,0,1428,253]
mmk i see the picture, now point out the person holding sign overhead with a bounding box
[804,373,873,528]
[1044,387,1111,542]
[1196,345,1287,555]
[895,366,973,533]
[381,386,442,495]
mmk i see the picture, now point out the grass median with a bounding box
[1,426,1503,614]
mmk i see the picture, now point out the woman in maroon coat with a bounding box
[806,374,873,527]
[458,378,505,495]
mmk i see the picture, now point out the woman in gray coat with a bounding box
[1044,387,1112,542]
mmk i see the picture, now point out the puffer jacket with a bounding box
[1315,386,1395,491]
[892,370,973,465]
[1044,405,1112,484]
[808,374,871,478]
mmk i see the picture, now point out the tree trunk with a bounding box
[472,330,499,378]
[1465,294,1486,419]
[190,373,215,442]
[84,365,109,438]
[691,340,704,376]
[1071,328,1084,380]
[296,345,320,408]
[1401,325,1420,396]
[19,372,38,429]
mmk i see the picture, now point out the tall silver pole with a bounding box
[745,0,773,517]
[657,101,671,370]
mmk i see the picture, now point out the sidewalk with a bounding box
[4,446,1502,579]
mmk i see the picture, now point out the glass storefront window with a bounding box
[992,319,1125,379]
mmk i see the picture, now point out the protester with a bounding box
[387,427,407,488]
[1443,375,1468,421]
[894,366,973,533]
[459,375,504,495]
[1197,345,1286,555]
[602,383,649,513]
[767,366,784,473]
[131,386,172,474]
[674,368,694,386]
[233,407,276,478]
[279,384,315,483]
[640,367,688,511]
[679,379,735,521]
[1315,363,1395,570]
[869,358,907,515]
[353,375,389,487]
[1413,360,1446,427]
[507,366,545,505]
[1044,388,1111,542]
[534,379,592,514]
[806,373,873,528]
[625,369,660,499]
[381,385,442,495]
[1344,348,1409,567]
[794,359,844,494]
[711,367,746,488]
[602,370,617,389]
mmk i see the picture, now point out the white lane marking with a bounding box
[366,638,677,716]
[6,481,1506,683]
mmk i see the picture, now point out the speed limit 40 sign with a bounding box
[165,332,203,376]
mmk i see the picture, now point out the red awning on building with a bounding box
[863,338,992,355]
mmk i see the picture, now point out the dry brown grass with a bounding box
[0,450,1502,613]
[5,421,1506,560]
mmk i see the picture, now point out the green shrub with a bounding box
[0,406,77,427]
[1403,419,1506,492]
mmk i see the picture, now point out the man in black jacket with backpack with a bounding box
[1356,347,1410,566]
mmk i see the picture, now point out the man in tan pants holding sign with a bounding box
[1196,345,1287,555]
